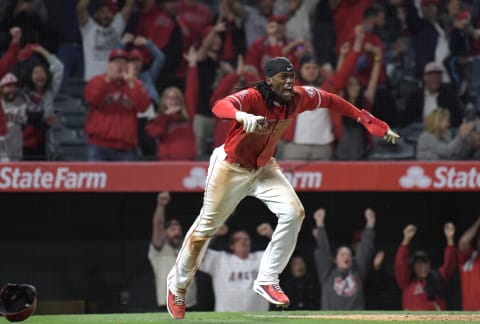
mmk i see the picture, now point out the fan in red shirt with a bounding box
[84,49,150,161]
[245,14,300,77]
[457,217,480,311]
[165,56,399,320]
[395,223,457,310]
[145,47,197,160]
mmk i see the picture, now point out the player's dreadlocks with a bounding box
[235,80,292,117]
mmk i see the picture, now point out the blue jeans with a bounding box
[87,143,138,161]
[57,42,84,81]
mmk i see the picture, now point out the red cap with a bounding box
[456,10,471,21]
[0,73,18,87]
[108,49,128,61]
[128,49,143,62]
[268,14,286,24]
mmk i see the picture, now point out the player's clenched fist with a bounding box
[235,111,265,133]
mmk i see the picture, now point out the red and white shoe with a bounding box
[253,283,290,307]
[166,287,186,319]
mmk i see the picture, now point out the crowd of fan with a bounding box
[0,0,480,161]
[151,192,480,311]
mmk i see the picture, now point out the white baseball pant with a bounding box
[168,145,305,295]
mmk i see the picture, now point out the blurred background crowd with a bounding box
[0,0,480,162]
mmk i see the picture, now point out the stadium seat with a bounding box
[46,126,88,161]
[369,136,415,160]
[60,78,86,99]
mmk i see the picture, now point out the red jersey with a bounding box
[84,76,150,150]
[212,86,363,169]
[458,248,480,310]
[395,244,457,311]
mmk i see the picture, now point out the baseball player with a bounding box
[167,56,399,319]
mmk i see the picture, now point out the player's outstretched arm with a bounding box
[212,97,264,133]
[356,109,400,144]
[319,89,400,143]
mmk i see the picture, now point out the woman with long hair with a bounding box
[416,107,474,160]
[145,47,197,160]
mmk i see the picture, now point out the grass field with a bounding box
[19,311,480,324]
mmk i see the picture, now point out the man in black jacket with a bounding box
[403,62,462,127]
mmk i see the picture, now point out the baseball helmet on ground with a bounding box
[0,283,37,322]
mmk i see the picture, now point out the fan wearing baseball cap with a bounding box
[165,55,398,319]
[0,73,29,161]
[77,0,136,80]
[245,13,301,77]
[395,223,456,310]
[82,48,151,161]
[403,61,463,127]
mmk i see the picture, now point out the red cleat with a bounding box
[253,283,290,307]
[166,288,186,319]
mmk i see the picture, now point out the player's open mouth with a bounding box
[282,87,292,97]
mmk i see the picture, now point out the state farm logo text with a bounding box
[182,167,322,189]
[400,166,480,189]
[0,167,107,189]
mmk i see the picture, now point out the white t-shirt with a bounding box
[294,108,334,145]
[199,250,269,312]
[423,89,438,120]
[80,14,126,81]
[1,97,28,161]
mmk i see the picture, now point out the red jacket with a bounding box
[146,67,197,160]
[0,41,20,78]
[346,30,386,86]
[245,37,298,77]
[84,76,150,150]
[458,247,480,310]
[395,244,457,310]
[282,49,361,143]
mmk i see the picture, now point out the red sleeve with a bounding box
[84,76,113,107]
[438,245,457,283]
[209,73,240,107]
[122,80,151,113]
[395,244,411,291]
[212,89,253,119]
[458,247,473,265]
[145,114,168,138]
[323,50,361,94]
[0,41,20,78]
[319,89,362,120]
[184,66,198,118]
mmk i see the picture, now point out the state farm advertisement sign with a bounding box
[0,162,478,192]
